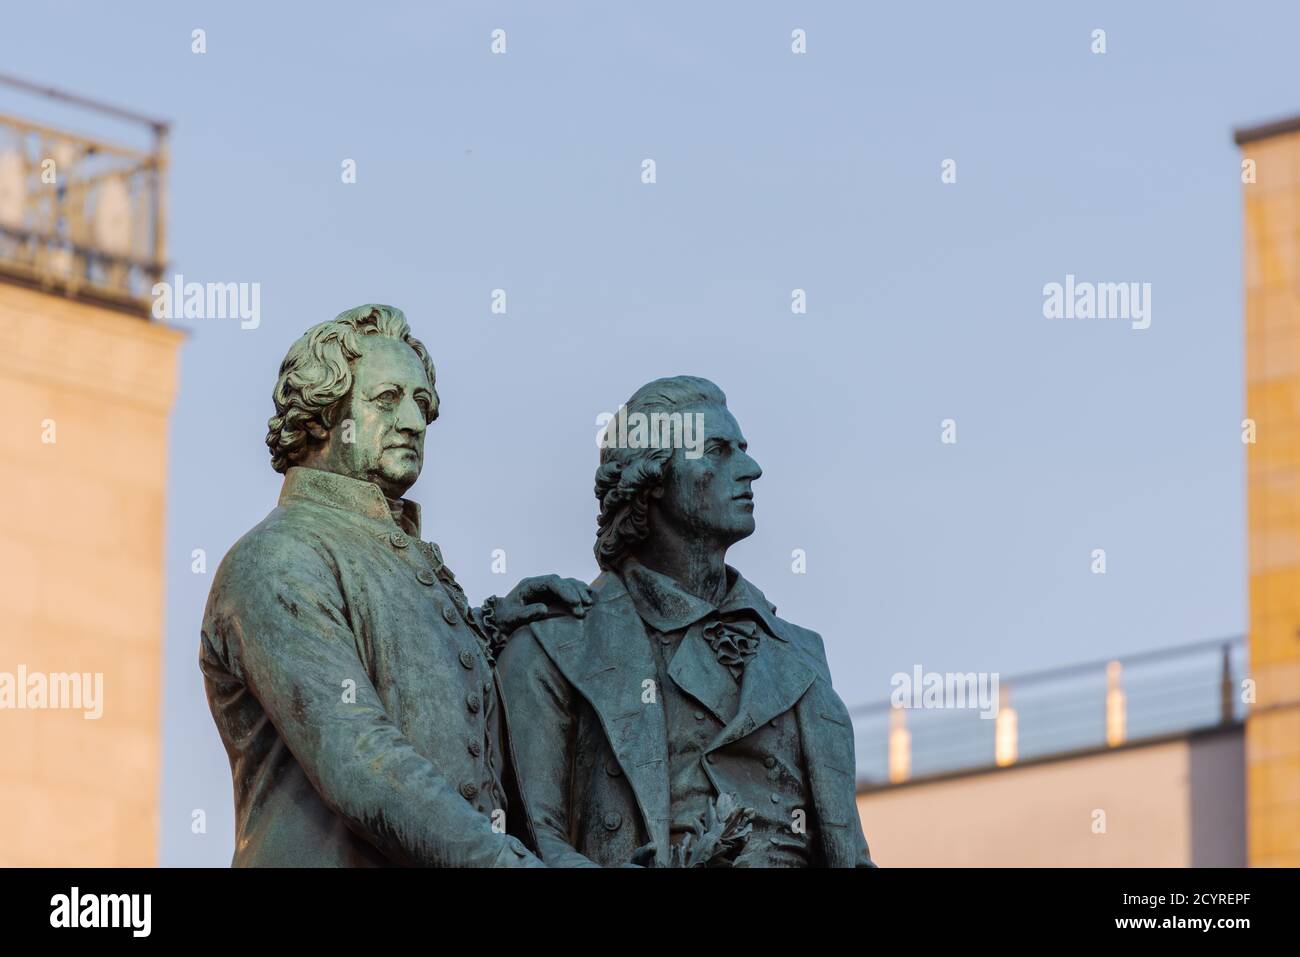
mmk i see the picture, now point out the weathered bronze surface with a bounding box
[201,314,871,868]
[497,376,875,867]
[200,305,590,867]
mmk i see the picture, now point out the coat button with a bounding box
[459,650,475,669]
[417,569,436,585]
[467,693,481,714]
[693,711,706,722]
[443,605,460,624]
[389,530,409,548]
[764,756,777,769]
[507,837,527,858]
[770,793,781,804]
[460,782,478,800]
[605,760,623,777]
[468,740,482,757]
[603,812,622,831]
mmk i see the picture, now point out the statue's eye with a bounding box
[376,389,399,404]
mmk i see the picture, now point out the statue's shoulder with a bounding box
[588,570,629,605]
[745,585,832,681]
[530,571,623,638]
[502,571,628,668]
[497,606,585,681]
[732,572,826,658]
[772,615,831,672]
[210,504,336,596]
[773,615,825,653]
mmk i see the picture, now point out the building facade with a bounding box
[0,83,179,865]
[1238,115,1300,868]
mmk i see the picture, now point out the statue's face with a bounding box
[650,402,762,550]
[310,336,436,498]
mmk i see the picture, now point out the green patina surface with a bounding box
[201,305,873,867]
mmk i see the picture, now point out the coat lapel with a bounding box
[529,574,671,857]
[666,626,738,724]
[707,630,816,752]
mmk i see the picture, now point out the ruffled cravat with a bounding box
[699,616,761,682]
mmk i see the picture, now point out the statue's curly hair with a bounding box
[266,304,437,474]
[594,375,727,570]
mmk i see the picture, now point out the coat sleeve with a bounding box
[841,698,876,867]
[855,822,877,867]
[495,625,603,867]
[791,622,877,869]
[848,736,877,867]
[208,532,543,868]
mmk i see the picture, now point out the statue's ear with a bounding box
[306,421,330,440]
[649,485,665,499]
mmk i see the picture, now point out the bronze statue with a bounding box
[497,376,875,867]
[200,304,591,866]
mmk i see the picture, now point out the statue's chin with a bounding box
[374,466,420,499]
[719,518,757,547]
[374,450,421,490]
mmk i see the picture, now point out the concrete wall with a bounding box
[0,283,181,865]
[856,727,1245,867]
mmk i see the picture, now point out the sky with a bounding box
[2,1,1293,865]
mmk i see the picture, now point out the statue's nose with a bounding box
[396,395,426,434]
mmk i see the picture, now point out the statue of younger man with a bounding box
[498,376,875,867]
[201,304,591,867]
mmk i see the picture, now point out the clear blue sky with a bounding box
[4,1,1292,865]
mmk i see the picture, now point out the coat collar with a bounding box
[613,561,815,744]
[619,558,787,641]
[278,466,421,537]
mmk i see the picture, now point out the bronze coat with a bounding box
[497,569,874,867]
[201,467,540,867]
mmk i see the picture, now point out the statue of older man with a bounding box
[200,304,591,867]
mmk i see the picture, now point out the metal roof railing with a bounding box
[0,72,168,316]
[852,635,1248,790]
